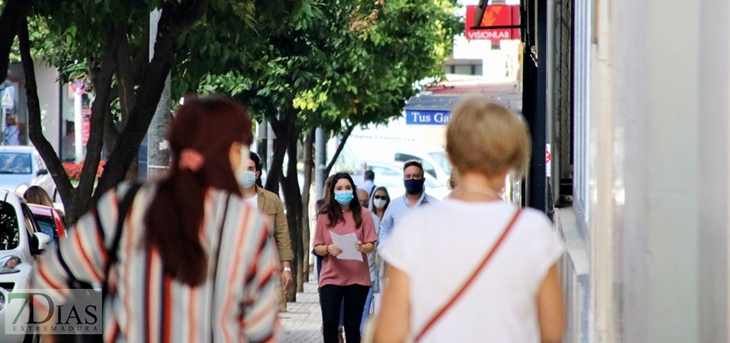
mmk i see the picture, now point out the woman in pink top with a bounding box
[314,172,377,343]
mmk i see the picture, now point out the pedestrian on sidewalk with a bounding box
[3,115,19,146]
[238,151,295,311]
[313,173,377,343]
[374,95,566,343]
[378,160,439,248]
[31,96,281,343]
[357,188,380,335]
[368,186,390,313]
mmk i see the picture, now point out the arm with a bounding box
[378,207,394,247]
[357,212,377,254]
[313,215,341,257]
[241,222,282,342]
[31,187,124,322]
[374,266,411,343]
[537,264,565,343]
[272,198,294,263]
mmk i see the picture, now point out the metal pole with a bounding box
[314,127,326,201]
[521,0,548,212]
[73,92,83,163]
[147,9,172,179]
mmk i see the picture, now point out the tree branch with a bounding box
[323,122,355,176]
[95,0,211,199]
[0,0,32,80]
[116,32,136,125]
[72,25,125,220]
[18,18,74,211]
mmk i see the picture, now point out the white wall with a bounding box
[34,62,61,154]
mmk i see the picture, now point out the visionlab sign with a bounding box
[405,110,451,125]
[464,5,520,42]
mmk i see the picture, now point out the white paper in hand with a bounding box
[329,232,363,261]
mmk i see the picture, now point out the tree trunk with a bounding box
[265,110,295,195]
[323,122,355,176]
[21,20,124,223]
[280,119,303,302]
[18,19,74,211]
[94,0,211,200]
[300,128,315,284]
[0,0,32,81]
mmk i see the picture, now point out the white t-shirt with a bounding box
[243,194,259,210]
[379,199,565,343]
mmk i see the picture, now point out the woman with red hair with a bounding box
[32,96,280,342]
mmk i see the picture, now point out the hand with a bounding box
[356,241,364,252]
[281,269,293,287]
[326,244,342,256]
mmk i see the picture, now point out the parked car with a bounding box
[0,190,51,343]
[0,146,56,200]
[28,204,66,244]
[365,161,450,200]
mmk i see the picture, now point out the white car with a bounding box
[365,161,450,200]
[0,146,56,200]
[0,190,51,343]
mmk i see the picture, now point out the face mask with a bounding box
[238,171,256,188]
[234,146,252,187]
[404,178,425,195]
[373,198,387,208]
[334,191,354,205]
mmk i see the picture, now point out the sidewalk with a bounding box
[280,278,322,343]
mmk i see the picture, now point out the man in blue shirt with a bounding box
[363,169,376,197]
[378,160,440,247]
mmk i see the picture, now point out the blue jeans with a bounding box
[360,287,374,335]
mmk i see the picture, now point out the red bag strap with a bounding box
[415,208,522,341]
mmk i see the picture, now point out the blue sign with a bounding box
[1,87,15,109]
[405,110,451,125]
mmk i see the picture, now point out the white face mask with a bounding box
[373,198,387,208]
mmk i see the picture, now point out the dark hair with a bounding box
[24,186,53,207]
[320,173,363,228]
[403,159,424,176]
[316,175,335,212]
[145,95,253,286]
[369,186,390,212]
[249,151,263,187]
[364,170,375,181]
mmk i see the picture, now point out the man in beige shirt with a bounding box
[239,152,294,287]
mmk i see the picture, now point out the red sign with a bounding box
[464,5,521,43]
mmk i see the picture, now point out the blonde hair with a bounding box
[24,186,53,207]
[446,95,531,178]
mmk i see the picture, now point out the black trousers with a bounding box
[319,284,370,343]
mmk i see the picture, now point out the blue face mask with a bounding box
[238,171,257,188]
[334,191,354,205]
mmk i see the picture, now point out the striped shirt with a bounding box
[32,182,281,343]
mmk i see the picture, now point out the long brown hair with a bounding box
[145,95,252,286]
[320,173,363,229]
[24,186,53,207]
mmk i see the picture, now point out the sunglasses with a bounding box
[373,195,387,200]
